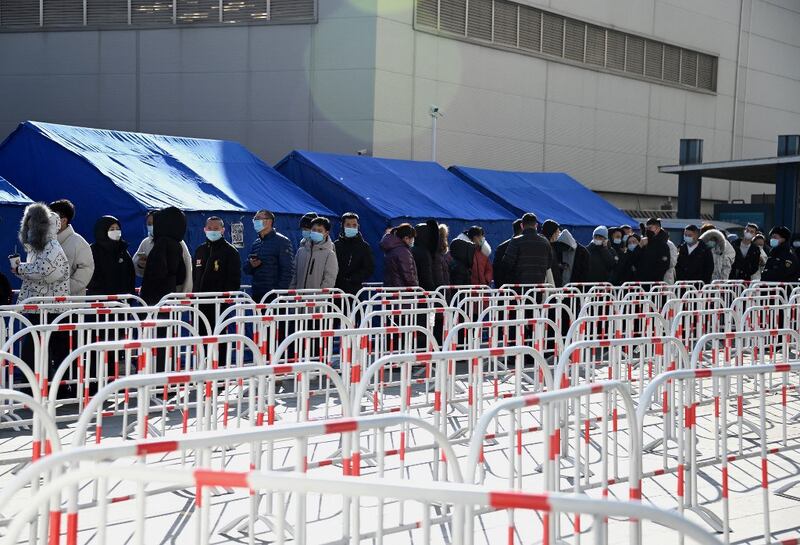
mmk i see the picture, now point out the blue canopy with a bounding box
[0,175,33,285]
[449,166,635,243]
[0,121,333,271]
[275,150,517,279]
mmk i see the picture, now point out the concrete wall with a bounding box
[0,0,378,164]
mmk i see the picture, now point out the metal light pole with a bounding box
[430,105,443,163]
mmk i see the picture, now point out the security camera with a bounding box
[430,105,443,117]
[356,149,369,156]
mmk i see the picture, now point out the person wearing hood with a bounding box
[608,227,626,259]
[585,226,618,283]
[134,211,193,293]
[450,226,493,286]
[762,226,799,282]
[543,220,589,287]
[289,217,338,290]
[86,216,135,295]
[676,224,714,284]
[411,219,440,291]
[432,224,452,288]
[49,200,94,296]
[698,228,733,281]
[494,219,522,288]
[381,223,418,287]
[140,207,189,305]
[637,218,671,282]
[334,212,374,295]
[730,223,762,281]
[14,203,70,301]
[617,234,643,284]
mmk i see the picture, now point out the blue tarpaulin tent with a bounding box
[0,175,33,284]
[0,121,333,274]
[448,166,636,243]
[275,150,517,279]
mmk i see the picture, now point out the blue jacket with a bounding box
[243,229,294,298]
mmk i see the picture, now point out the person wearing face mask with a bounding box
[244,210,294,303]
[433,224,452,288]
[450,225,493,286]
[608,227,626,258]
[752,234,768,281]
[289,217,338,290]
[636,218,671,283]
[380,223,418,287]
[617,234,643,283]
[334,212,374,295]
[134,211,193,293]
[699,227,733,281]
[585,226,617,283]
[48,199,94,296]
[193,216,241,295]
[762,226,799,282]
[140,207,189,306]
[792,233,800,255]
[298,212,318,246]
[86,216,135,295]
[730,223,762,281]
[620,225,634,245]
[676,225,713,284]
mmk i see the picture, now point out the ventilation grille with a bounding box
[0,0,314,29]
[415,0,717,92]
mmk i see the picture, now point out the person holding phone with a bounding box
[243,209,294,303]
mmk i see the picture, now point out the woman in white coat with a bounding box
[698,228,734,281]
[13,203,71,301]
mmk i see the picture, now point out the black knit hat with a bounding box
[541,219,560,240]
[769,226,791,241]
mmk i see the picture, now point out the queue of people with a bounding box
[7,201,800,313]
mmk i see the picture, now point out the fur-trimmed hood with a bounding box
[699,229,726,253]
[455,232,491,257]
[19,203,58,253]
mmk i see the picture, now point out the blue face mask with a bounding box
[684,236,695,244]
[146,225,154,237]
[408,239,415,248]
[309,231,324,244]
[253,219,265,232]
[205,230,222,242]
[771,238,780,248]
[706,241,716,249]
[344,227,359,238]
[627,244,637,252]
[301,229,312,241]
[622,235,629,243]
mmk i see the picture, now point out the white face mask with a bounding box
[593,239,605,246]
[743,231,754,241]
[107,230,122,241]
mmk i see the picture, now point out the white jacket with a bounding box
[699,229,734,281]
[134,236,194,293]
[17,212,71,301]
[664,240,678,284]
[57,225,94,296]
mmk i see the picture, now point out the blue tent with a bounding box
[0,121,333,273]
[275,150,517,279]
[0,175,33,285]
[449,166,636,243]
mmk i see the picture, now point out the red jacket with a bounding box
[471,244,493,285]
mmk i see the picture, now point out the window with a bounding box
[415,0,717,92]
[0,0,316,29]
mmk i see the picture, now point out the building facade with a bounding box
[0,0,797,211]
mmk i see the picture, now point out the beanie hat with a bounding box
[541,220,560,240]
[593,225,608,239]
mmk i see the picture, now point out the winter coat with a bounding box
[193,236,242,294]
[699,229,733,281]
[637,229,671,282]
[552,229,589,286]
[243,228,294,301]
[676,240,714,284]
[617,247,643,284]
[380,233,418,287]
[585,243,618,283]
[56,224,94,296]
[753,247,768,281]
[0,273,11,305]
[140,207,188,305]
[762,242,800,282]
[432,250,451,287]
[87,216,136,296]
[15,204,70,302]
[500,228,555,285]
[449,234,476,286]
[289,236,338,290]
[493,238,512,288]
[411,220,439,291]
[470,238,493,286]
[134,236,193,292]
[664,240,678,284]
[334,232,374,295]
[730,239,762,281]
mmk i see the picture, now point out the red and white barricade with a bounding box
[670,308,740,351]
[19,294,145,307]
[565,312,668,347]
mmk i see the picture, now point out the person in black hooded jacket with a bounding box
[411,219,439,291]
[334,212,374,295]
[140,207,187,306]
[636,218,671,282]
[87,216,135,295]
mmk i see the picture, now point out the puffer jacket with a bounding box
[140,207,188,305]
[87,216,136,295]
[449,233,476,286]
[585,243,618,283]
[380,232,418,287]
[334,232,374,295]
[676,239,714,284]
[468,236,493,286]
[16,204,70,302]
[411,220,439,291]
[56,224,94,296]
[699,229,733,281]
[243,228,294,301]
[289,236,339,290]
[730,239,762,281]
[499,228,555,285]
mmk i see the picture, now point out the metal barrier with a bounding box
[669,309,740,349]
[19,294,145,307]
[565,312,668,346]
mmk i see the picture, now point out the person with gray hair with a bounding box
[13,202,70,300]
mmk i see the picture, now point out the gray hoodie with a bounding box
[555,229,577,285]
[289,236,339,290]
